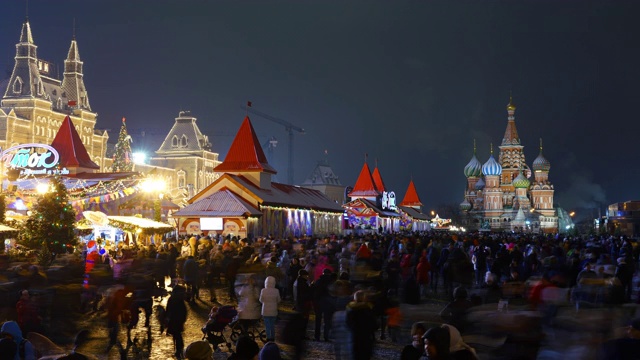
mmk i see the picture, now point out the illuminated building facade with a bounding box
[0,19,221,210]
[460,98,558,233]
[0,19,108,169]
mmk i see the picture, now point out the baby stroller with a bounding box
[229,317,267,343]
[201,305,237,351]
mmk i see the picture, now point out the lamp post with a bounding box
[142,178,166,222]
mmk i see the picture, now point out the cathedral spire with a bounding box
[502,95,520,146]
[61,25,91,111]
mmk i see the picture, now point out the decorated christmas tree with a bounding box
[112,117,134,172]
[19,175,77,254]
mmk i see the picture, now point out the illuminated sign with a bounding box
[1,144,68,175]
[381,191,397,211]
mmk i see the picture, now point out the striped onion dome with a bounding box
[533,143,551,171]
[475,177,485,190]
[482,154,502,176]
[513,171,530,188]
[464,154,483,178]
[460,198,472,211]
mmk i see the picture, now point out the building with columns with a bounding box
[460,98,558,233]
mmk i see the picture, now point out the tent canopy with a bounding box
[107,216,173,235]
[0,224,18,233]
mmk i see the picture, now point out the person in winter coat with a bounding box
[346,290,376,360]
[294,269,312,338]
[416,252,431,297]
[287,258,303,300]
[260,276,281,342]
[165,285,188,359]
[0,320,36,360]
[441,324,478,360]
[183,256,199,302]
[237,276,262,334]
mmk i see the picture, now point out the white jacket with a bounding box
[260,276,281,317]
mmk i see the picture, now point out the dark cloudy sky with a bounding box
[1,0,638,220]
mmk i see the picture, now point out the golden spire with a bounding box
[473,139,476,154]
[507,92,516,112]
[539,138,543,152]
[490,142,493,155]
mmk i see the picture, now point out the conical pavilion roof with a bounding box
[50,116,99,169]
[348,162,379,198]
[214,116,277,174]
[400,179,422,207]
[371,166,386,192]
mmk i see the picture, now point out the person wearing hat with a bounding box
[228,335,260,360]
[258,341,281,360]
[294,269,312,339]
[0,320,35,360]
[183,341,212,360]
[422,326,450,360]
[598,318,640,359]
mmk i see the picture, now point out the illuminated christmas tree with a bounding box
[19,175,77,254]
[112,117,134,172]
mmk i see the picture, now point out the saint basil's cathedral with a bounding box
[460,98,558,233]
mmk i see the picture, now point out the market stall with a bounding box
[107,215,174,245]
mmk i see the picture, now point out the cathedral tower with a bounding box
[530,138,555,217]
[498,97,528,207]
[482,144,503,228]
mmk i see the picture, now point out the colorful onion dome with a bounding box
[513,171,530,188]
[464,154,482,178]
[475,177,485,190]
[482,148,502,176]
[460,199,472,211]
[532,139,551,172]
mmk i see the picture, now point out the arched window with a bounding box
[13,77,23,94]
[181,135,188,147]
[171,135,178,147]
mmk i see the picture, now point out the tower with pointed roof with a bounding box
[213,116,275,190]
[301,155,345,204]
[400,179,422,209]
[61,34,91,111]
[498,96,529,208]
[0,19,108,170]
[348,158,379,202]
[149,111,222,197]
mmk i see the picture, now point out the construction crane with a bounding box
[241,105,305,184]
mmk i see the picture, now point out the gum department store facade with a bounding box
[0,19,220,203]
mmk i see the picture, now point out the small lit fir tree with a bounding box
[112,117,134,172]
[19,175,77,254]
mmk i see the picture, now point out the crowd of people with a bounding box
[0,229,639,359]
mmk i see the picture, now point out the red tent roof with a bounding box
[400,179,422,207]
[372,166,386,192]
[214,116,277,174]
[348,162,379,198]
[50,115,100,169]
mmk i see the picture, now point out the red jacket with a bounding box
[416,257,431,284]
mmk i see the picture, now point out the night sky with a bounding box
[1,1,639,221]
